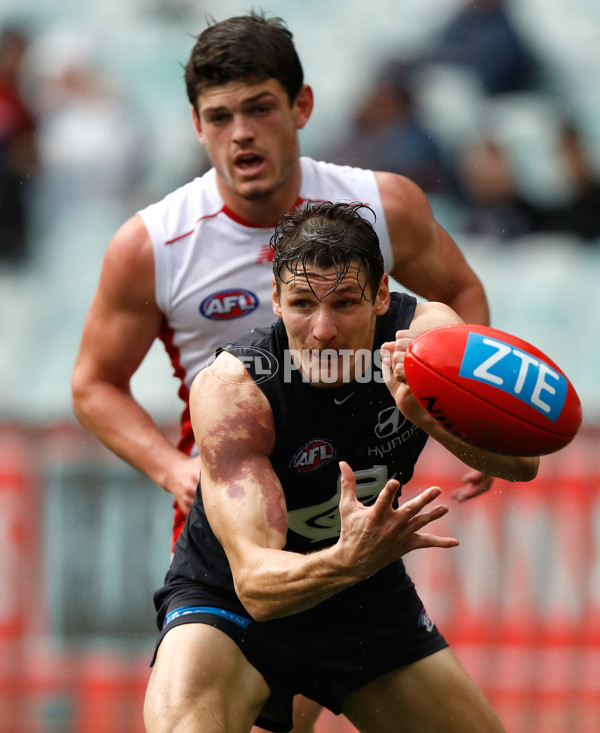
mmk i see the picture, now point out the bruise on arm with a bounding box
[198,384,288,541]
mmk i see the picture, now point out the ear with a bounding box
[191,105,205,144]
[374,274,390,316]
[272,278,283,318]
[294,84,314,130]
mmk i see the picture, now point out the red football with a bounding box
[404,324,582,456]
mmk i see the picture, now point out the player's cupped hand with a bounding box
[381,332,430,426]
[380,329,415,382]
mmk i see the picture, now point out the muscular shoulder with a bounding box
[201,350,261,388]
[411,301,464,333]
[375,171,440,265]
[191,352,276,457]
[101,214,155,305]
[375,171,434,227]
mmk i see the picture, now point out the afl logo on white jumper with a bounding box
[200,289,259,320]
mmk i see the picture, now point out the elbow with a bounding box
[505,455,540,483]
[236,590,276,624]
[521,456,540,482]
[233,575,282,623]
[71,367,93,425]
[71,366,121,426]
[245,602,277,624]
[71,371,86,422]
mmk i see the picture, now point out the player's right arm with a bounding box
[71,215,199,514]
[191,352,458,622]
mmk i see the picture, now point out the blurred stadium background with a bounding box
[1,0,599,731]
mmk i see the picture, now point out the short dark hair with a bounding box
[185,11,304,112]
[271,201,385,301]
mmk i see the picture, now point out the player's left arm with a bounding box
[376,171,490,326]
[381,302,540,483]
[377,173,496,499]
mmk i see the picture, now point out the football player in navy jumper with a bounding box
[143,202,539,733]
[72,13,495,729]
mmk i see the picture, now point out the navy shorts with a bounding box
[152,568,447,732]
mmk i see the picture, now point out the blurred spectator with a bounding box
[427,0,539,96]
[541,123,600,241]
[455,136,544,241]
[455,121,600,243]
[27,26,145,224]
[323,59,453,194]
[0,26,38,265]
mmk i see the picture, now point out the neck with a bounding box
[216,159,303,227]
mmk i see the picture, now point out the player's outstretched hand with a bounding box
[337,461,458,578]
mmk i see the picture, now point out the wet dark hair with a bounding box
[185,11,304,112]
[271,201,385,301]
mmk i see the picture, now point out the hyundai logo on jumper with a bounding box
[200,289,259,320]
[458,333,567,421]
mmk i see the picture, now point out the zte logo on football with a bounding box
[459,333,567,421]
[290,439,336,472]
[200,289,259,320]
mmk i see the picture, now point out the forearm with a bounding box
[232,543,364,622]
[420,411,539,482]
[72,378,182,489]
[231,472,455,622]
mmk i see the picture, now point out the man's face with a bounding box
[273,264,390,387]
[194,78,312,204]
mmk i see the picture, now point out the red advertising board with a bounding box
[0,424,598,732]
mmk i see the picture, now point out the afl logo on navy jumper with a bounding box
[290,439,336,473]
[200,289,259,320]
